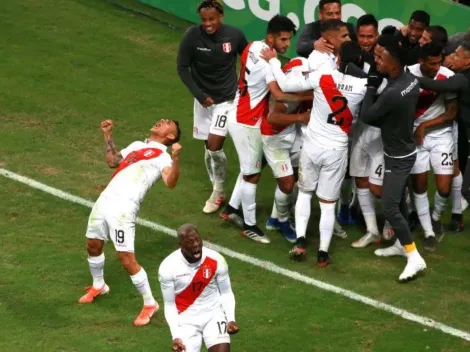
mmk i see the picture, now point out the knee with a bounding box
[117,252,138,270]
[278,178,294,194]
[86,239,103,256]
[243,173,260,184]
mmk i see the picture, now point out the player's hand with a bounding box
[201,96,214,108]
[414,124,425,145]
[227,321,239,335]
[299,110,311,125]
[314,38,334,54]
[260,47,278,62]
[399,25,409,37]
[172,338,186,351]
[367,70,383,89]
[171,143,182,158]
[101,119,114,134]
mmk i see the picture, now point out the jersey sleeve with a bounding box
[268,58,318,92]
[155,152,173,173]
[158,262,182,340]
[443,71,458,101]
[360,87,396,125]
[417,74,468,95]
[215,255,236,322]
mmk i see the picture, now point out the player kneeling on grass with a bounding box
[79,118,182,327]
[159,224,238,352]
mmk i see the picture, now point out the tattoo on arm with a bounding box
[106,137,122,167]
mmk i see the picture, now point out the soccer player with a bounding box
[262,41,370,266]
[159,224,238,352]
[262,57,311,242]
[395,10,431,65]
[307,19,351,72]
[296,0,356,58]
[177,0,248,214]
[356,14,379,72]
[419,25,448,49]
[407,43,458,252]
[361,35,426,282]
[221,15,303,244]
[79,119,182,326]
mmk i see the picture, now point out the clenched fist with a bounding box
[172,338,186,351]
[172,143,182,158]
[101,119,114,134]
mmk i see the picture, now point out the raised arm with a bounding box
[177,28,207,104]
[360,87,394,125]
[162,143,182,189]
[101,119,123,168]
[417,74,468,95]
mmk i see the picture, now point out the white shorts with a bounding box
[193,99,232,140]
[452,122,459,160]
[228,121,263,175]
[350,134,384,186]
[262,131,296,179]
[179,306,230,352]
[411,134,455,175]
[298,141,348,201]
[85,196,138,253]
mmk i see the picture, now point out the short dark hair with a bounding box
[267,15,297,35]
[377,34,406,66]
[321,19,347,33]
[170,120,181,145]
[419,42,444,60]
[410,10,430,27]
[319,0,341,10]
[339,41,363,66]
[425,25,448,48]
[461,40,470,52]
[197,0,224,14]
[357,14,378,31]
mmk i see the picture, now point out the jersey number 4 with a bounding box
[327,96,348,126]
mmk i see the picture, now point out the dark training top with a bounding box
[417,70,470,129]
[296,20,357,58]
[360,71,420,158]
[177,24,248,104]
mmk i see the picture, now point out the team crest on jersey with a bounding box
[202,266,212,279]
[281,164,288,172]
[143,150,154,157]
[222,42,232,53]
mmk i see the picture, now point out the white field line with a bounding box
[1,167,470,342]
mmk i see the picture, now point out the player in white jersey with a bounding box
[407,43,458,252]
[79,119,182,327]
[159,224,238,352]
[262,57,311,243]
[220,15,306,244]
[262,41,369,266]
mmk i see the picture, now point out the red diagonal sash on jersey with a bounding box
[319,75,354,135]
[175,256,218,314]
[415,73,447,119]
[111,148,162,179]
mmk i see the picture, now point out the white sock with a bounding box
[357,188,379,235]
[241,180,257,226]
[452,172,463,214]
[228,173,243,209]
[414,192,435,238]
[295,190,312,238]
[432,192,448,221]
[275,186,292,222]
[208,149,227,193]
[406,248,423,262]
[270,201,278,219]
[130,268,156,306]
[319,202,336,252]
[204,147,214,184]
[340,177,351,205]
[88,253,105,289]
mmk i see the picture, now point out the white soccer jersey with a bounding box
[231,41,276,127]
[408,64,457,137]
[307,50,337,72]
[100,140,172,206]
[269,58,368,149]
[158,247,235,339]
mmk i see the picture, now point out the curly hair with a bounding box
[197,0,224,14]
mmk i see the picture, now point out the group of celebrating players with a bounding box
[74,0,470,351]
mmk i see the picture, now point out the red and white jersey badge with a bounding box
[202,266,212,279]
[222,42,232,53]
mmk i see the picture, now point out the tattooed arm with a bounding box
[100,120,123,168]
